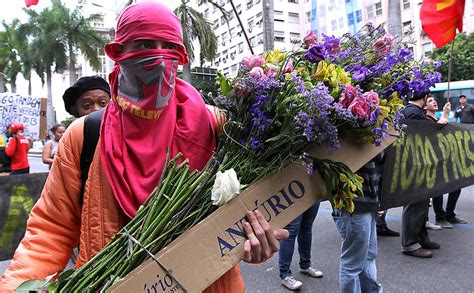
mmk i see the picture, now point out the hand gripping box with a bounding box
[109,135,396,292]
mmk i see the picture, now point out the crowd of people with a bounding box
[0,2,471,293]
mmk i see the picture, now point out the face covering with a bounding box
[100,2,217,218]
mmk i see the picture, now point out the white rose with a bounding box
[211,168,242,206]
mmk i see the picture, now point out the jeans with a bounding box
[432,190,461,221]
[279,202,320,279]
[333,209,382,293]
[401,199,430,252]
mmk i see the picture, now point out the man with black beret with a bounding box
[63,76,111,118]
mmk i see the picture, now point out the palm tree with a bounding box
[262,0,274,51]
[174,0,219,83]
[25,7,68,129]
[0,30,11,92]
[388,0,402,43]
[1,20,22,92]
[51,0,107,85]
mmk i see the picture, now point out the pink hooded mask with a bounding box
[100,2,216,218]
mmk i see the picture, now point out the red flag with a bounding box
[420,0,465,47]
[25,0,39,8]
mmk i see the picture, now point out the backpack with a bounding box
[79,108,104,204]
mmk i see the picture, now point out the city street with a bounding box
[241,193,474,292]
[1,187,472,292]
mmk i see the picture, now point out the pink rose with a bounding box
[234,81,251,99]
[340,85,357,108]
[303,30,318,48]
[373,34,394,57]
[361,90,379,108]
[284,59,293,73]
[243,55,266,69]
[349,98,371,119]
[249,67,265,78]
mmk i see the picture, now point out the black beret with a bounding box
[63,76,110,117]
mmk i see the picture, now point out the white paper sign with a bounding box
[0,93,42,139]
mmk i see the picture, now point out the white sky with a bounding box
[0,0,177,122]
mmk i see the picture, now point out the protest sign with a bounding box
[110,135,396,292]
[0,93,43,140]
[381,120,474,209]
[0,173,48,260]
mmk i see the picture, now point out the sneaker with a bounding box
[281,276,303,291]
[402,248,432,258]
[300,266,323,278]
[422,241,440,250]
[425,221,442,230]
[436,219,453,229]
[377,226,400,237]
[447,216,468,224]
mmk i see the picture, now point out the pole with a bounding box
[446,37,456,103]
[228,0,254,55]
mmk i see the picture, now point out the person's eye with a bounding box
[164,43,178,50]
[82,103,92,110]
[142,41,154,49]
[99,99,108,107]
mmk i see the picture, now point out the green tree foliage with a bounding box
[430,33,474,82]
[50,0,107,85]
[174,0,220,83]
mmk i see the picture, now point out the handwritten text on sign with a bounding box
[0,93,42,139]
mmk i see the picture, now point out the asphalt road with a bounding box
[1,181,473,292]
[241,189,474,292]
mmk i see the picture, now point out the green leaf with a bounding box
[217,71,231,96]
[15,280,44,292]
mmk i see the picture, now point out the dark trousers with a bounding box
[401,199,430,252]
[10,167,29,175]
[432,190,461,221]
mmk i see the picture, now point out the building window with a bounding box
[289,12,300,23]
[236,4,242,14]
[255,0,261,4]
[289,0,298,3]
[247,0,253,9]
[403,20,412,34]
[220,16,226,25]
[274,10,284,22]
[331,19,337,31]
[422,42,433,54]
[231,64,238,72]
[290,32,300,42]
[403,0,410,9]
[250,36,256,46]
[319,5,325,17]
[339,17,344,29]
[204,8,209,18]
[347,13,355,25]
[375,2,382,16]
[213,19,219,29]
[355,10,362,22]
[367,6,374,18]
[346,0,351,3]
[306,11,311,23]
[275,30,285,42]
[320,26,326,35]
[238,42,244,53]
[248,16,255,29]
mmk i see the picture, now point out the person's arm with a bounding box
[41,141,53,165]
[4,136,17,157]
[0,119,85,291]
[438,102,451,124]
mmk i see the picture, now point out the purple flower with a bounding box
[433,61,442,68]
[304,44,327,64]
[322,34,341,56]
[352,65,369,82]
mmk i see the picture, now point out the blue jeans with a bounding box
[278,202,320,279]
[333,209,382,293]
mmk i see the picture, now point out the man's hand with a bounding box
[242,210,289,263]
[442,102,451,119]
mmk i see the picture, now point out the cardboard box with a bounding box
[110,135,396,292]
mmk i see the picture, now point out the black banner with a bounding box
[0,173,48,260]
[381,120,474,209]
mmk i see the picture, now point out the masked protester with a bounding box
[0,3,288,292]
[4,122,30,175]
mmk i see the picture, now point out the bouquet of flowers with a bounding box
[19,24,442,292]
